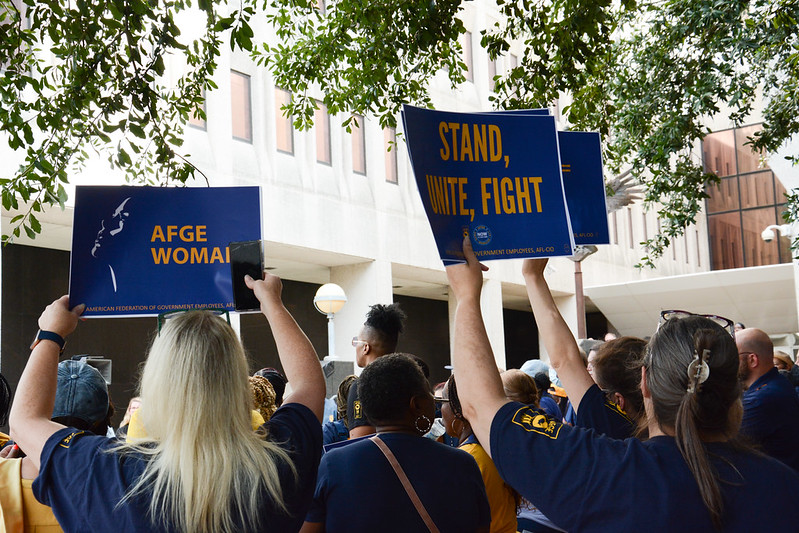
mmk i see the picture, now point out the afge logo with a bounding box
[59,431,86,449]
[511,407,561,439]
[472,225,492,246]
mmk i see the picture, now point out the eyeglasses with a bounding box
[157,308,230,333]
[351,337,367,347]
[658,310,735,338]
[434,398,450,410]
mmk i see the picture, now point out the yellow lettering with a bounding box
[447,177,459,215]
[151,248,171,264]
[460,125,473,162]
[458,178,468,215]
[447,122,460,160]
[481,178,492,215]
[530,177,543,213]
[191,247,208,263]
[179,226,194,242]
[426,175,439,214]
[501,177,516,214]
[173,248,188,264]
[196,226,207,242]
[150,226,165,243]
[492,178,501,215]
[166,225,178,242]
[210,247,224,264]
[473,124,487,162]
[439,122,450,161]
[489,125,502,162]
[516,177,532,213]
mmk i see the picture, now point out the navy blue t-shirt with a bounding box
[741,367,799,471]
[306,432,491,532]
[490,402,799,532]
[33,402,322,532]
[574,383,636,439]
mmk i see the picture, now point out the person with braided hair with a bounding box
[446,236,799,532]
[348,303,407,438]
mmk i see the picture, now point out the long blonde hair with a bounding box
[116,311,295,532]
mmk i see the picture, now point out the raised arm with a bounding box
[9,296,84,469]
[522,258,594,411]
[246,274,325,422]
[445,237,508,456]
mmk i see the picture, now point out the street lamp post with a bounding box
[569,245,598,339]
[313,283,347,359]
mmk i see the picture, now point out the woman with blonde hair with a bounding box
[10,273,325,532]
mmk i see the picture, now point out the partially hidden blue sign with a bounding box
[69,186,262,317]
[558,131,610,245]
[401,105,575,264]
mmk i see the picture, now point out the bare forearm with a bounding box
[9,341,66,468]
[263,303,325,421]
[523,272,592,407]
[452,294,507,453]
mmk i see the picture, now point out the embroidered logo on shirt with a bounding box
[59,431,86,449]
[353,400,363,420]
[511,407,562,439]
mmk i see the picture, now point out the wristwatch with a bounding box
[30,330,66,354]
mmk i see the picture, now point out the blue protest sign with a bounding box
[558,131,610,245]
[69,186,262,317]
[402,105,574,264]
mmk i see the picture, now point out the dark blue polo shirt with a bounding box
[490,402,799,532]
[741,366,799,471]
[575,383,637,439]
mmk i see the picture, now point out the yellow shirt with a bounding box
[126,408,265,442]
[0,458,63,532]
[0,432,10,447]
[460,441,517,533]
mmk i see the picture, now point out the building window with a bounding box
[510,54,518,71]
[275,87,294,154]
[463,31,474,82]
[703,124,789,270]
[188,88,207,131]
[611,211,618,244]
[315,101,331,165]
[642,212,648,241]
[352,115,366,175]
[230,71,252,142]
[384,127,398,184]
[696,229,701,266]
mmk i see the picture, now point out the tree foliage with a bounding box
[0,0,797,265]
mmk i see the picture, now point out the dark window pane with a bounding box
[741,207,781,267]
[739,171,774,209]
[705,177,739,213]
[702,129,736,177]
[735,124,767,174]
[708,212,743,270]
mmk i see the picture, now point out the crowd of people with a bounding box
[2,239,799,532]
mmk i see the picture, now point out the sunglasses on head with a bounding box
[658,310,735,338]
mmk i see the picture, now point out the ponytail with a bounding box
[646,317,743,530]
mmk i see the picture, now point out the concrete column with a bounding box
[447,277,507,371]
[329,260,393,371]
